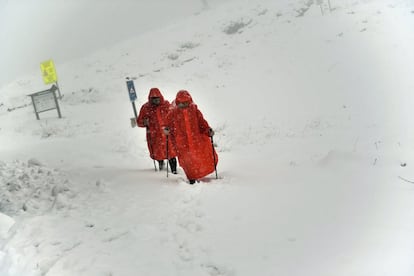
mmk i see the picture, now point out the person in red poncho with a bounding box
[164,90,218,184]
[137,88,177,173]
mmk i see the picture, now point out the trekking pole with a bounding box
[210,135,218,179]
[146,126,157,171]
[166,134,169,178]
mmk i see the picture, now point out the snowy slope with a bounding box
[1,0,414,275]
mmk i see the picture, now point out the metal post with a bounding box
[53,88,62,118]
[166,134,169,178]
[132,102,138,118]
[210,136,218,179]
[55,81,62,99]
[30,95,40,120]
[146,126,157,171]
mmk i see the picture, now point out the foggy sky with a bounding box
[0,0,222,88]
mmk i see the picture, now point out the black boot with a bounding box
[158,160,165,171]
[189,179,196,184]
[169,158,177,174]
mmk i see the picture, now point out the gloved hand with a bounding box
[163,127,170,135]
[208,128,215,137]
[143,118,149,126]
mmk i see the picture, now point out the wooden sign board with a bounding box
[28,85,62,120]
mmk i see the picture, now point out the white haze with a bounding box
[0,0,221,87]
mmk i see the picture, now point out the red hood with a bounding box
[148,87,165,102]
[175,90,193,104]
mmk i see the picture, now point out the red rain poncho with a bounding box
[166,90,218,180]
[137,88,176,160]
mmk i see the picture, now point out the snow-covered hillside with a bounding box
[0,0,225,87]
[1,0,414,275]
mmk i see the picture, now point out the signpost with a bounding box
[40,59,62,99]
[28,85,62,120]
[126,78,138,118]
[125,77,157,171]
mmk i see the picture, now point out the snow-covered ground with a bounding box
[1,0,414,275]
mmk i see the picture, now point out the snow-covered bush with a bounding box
[0,159,76,216]
[223,18,252,35]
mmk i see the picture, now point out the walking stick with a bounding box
[210,135,218,179]
[166,134,169,178]
[146,126,157,171]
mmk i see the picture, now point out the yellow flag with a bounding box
[40,59,58,84]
